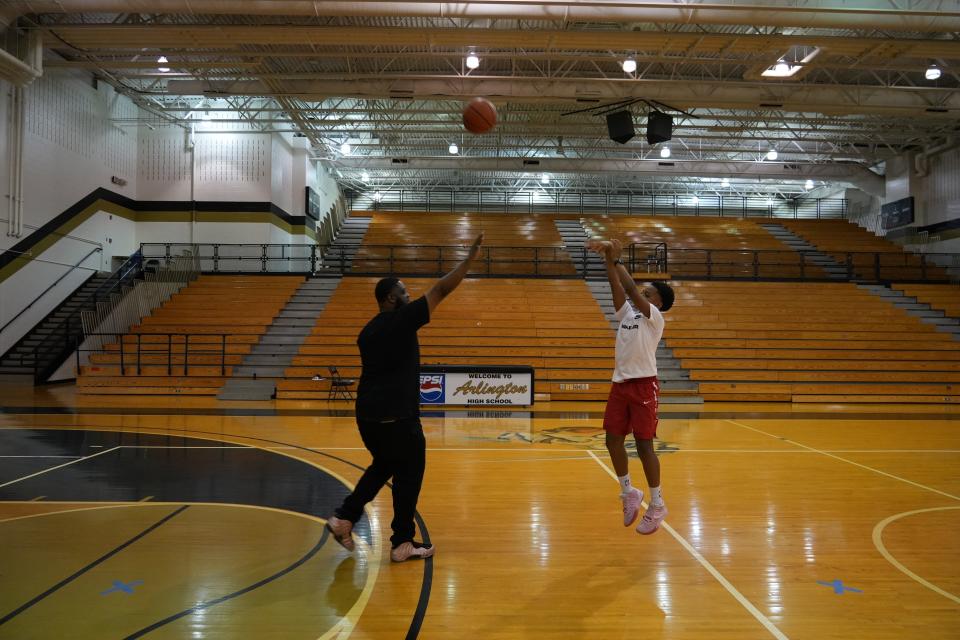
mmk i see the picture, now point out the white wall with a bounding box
[1,72,341,357]
[1,72,140,351]
[18,73,138,240]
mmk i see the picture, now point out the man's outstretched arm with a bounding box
[425,233,484,313]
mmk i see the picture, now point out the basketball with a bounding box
[463,97,497,134]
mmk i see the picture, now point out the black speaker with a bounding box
[606,110,635,144]
[646,111,673,145]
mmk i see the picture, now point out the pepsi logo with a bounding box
[419,374,444,402]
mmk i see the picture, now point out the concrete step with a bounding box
[231,365,288,377]
[217,378,276,401]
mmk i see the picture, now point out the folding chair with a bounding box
[327,366,356,401]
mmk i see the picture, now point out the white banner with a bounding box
[420,371,533,406]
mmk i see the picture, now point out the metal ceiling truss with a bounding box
[9,2,959,197]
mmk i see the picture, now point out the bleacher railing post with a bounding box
[119,334,124,376]
[136,333,141,375]
[221,334,226,376]
[167,334,172,375]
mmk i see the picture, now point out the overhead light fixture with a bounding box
[925,64,941,80]
[766,198,774,206]
[766,149,778,161]
[157,55,170,73]
[622,57,637,74]
[659,146,671,158]
[448,142,459,154]
[692,195,700,205]
[373,190,382,202]
[805,179,814,190]
[340,142,351,154]
[466,51,480,70]
[540,172,550,184]
[361,171,370,182]
[721,178,730,188]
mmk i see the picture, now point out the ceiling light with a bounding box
[692,196,700,205]
[361,171,370,182]
[721,178,730,188]
[157,55,170,73]
[340,142,351,154]
[766,198,774,206]
[466,52,480,69]
[925,64,941,80]
[766,149,778,161]
[774,59,790,74]
[448,142,459,154]
[622,57,637,74]
[540,172,550,184]
[805,179,814,190]
[659,146,671,158]
[373,190,382,202]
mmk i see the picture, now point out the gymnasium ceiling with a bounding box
[3,1,960,197]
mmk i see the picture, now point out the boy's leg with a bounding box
[634,437,667,535]
[604,384,643,526]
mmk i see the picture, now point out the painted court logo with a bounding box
[419,374,445,403]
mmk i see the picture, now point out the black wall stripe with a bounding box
[0,188,308,271]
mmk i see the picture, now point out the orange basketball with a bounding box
[463,97,497,134]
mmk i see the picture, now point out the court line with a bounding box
[0,455,83,458]
[0,447,119,489]
[586,450,790,640]
[124,527,331,639]
[725,420,960,502]
[0,505,189,627]
[872,506,960,605]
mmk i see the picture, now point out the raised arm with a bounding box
[608,242,654,318]
[588,238,626,313]
[425,233,484,313]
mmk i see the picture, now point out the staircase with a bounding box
[217,277,341,399]
[0,272,111,379]
[857,284,960,340]
[554,218,605,277]
[585,281,702,404]
[760,223,849,280]
[319,216,372,273]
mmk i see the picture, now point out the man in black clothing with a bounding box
[326,233,483,562]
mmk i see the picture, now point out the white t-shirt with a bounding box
[611,301,664,382]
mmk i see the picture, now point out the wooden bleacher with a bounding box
[892,283,960,318]
[777,219,950,281]
[667,281,960,403]
[581,215,829,279]
[277,277,641,402]
[77,275,303,395]
[351,212,577,276]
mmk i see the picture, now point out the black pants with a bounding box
[335,417,426,548]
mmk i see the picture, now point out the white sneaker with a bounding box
[325,515,355,551]
[621,487,643,527]
[390,541,435,562]
[636,504,668,535]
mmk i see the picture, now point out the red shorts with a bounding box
[603,376,659,440]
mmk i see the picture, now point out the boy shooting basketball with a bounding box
[588,238,675,535]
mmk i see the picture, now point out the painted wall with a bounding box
[1,71,140,352]
[1,73,340,359]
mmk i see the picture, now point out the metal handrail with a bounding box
[22,251,145,381]
[0,247,102,335]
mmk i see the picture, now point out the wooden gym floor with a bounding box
[0,382,957,639]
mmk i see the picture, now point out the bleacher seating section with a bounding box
[669,281,960,402]
[891,283,960,318]
[77,275,302,395]
[74,215,958,404]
